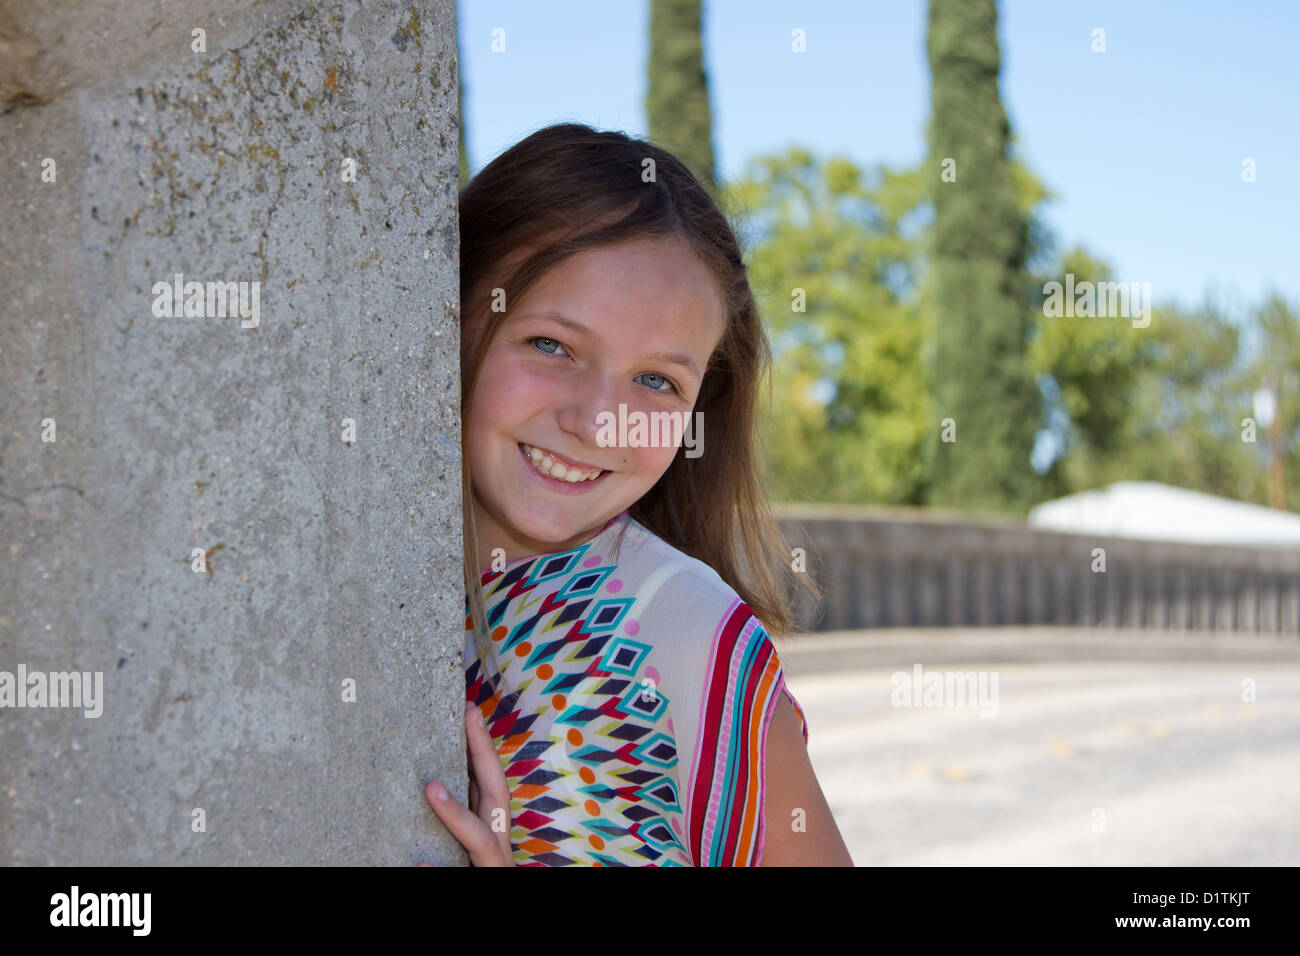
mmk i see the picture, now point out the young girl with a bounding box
[425,123,852,866]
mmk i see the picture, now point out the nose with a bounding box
[555,367,619,452]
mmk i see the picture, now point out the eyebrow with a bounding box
[521,310,703,379]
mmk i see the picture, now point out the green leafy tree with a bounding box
[1116,300,1248,497]
[1028,247,1153,496]
[725,150,932,505]
[1235,293,1300,509]
[1032,279,1256,501]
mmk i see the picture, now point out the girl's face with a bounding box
[465,235,726,568]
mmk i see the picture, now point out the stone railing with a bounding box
[772,504,1300,634]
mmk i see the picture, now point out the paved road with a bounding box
[783,655,1300,865]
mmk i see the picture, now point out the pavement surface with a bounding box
[779,628,1300,865]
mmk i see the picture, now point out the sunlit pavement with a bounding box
[779,629,1300,866]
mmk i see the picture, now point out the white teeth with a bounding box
[520,444,602,482]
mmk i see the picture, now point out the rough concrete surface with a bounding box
[0,0,467,864]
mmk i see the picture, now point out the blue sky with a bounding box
[458,0,1300,319]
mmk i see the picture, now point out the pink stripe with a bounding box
[702,613,763,863]
[725,616,761,864]
[702,646,739,844]
[687,596,743,864]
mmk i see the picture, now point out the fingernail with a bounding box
[431,781,448,802]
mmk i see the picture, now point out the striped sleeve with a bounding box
[687,601,808,867]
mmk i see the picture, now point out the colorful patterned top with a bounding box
[464,507,808,866]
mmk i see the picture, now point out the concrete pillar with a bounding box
[0,0,466,864]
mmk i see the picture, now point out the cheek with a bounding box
[626,443,679,479]
[469,351,563,430]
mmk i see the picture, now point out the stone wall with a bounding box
[776,505,1300,634]
[0,0,467,865]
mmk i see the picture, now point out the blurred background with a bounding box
[456,0,1300,864]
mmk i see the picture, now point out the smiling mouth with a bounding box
[518,443,607,482]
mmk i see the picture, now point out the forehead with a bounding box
[513,237,726,353]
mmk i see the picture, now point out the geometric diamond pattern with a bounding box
[465,539,691,866]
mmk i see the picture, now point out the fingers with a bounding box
[424,778,508,867]
[465,704,514,864]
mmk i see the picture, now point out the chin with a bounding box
[501,504,578,542]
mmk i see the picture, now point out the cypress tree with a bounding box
[646,0,716,190]
[926,0,1040,513]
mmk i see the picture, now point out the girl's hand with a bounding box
[421,704,517,867]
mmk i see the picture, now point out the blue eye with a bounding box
[636,372,678,395]
[529,336,567,356]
